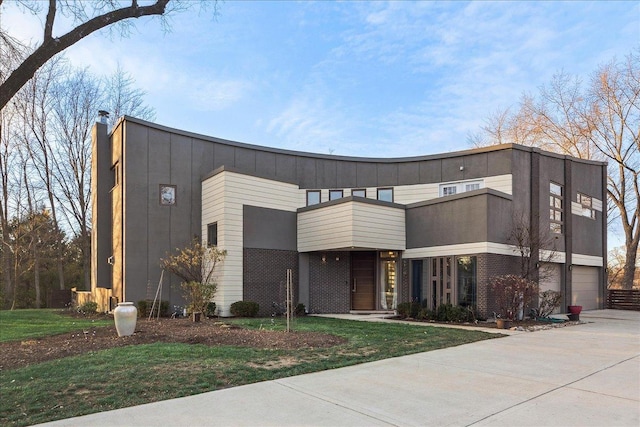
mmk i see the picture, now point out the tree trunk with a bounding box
[621,241,639,290]
[34,255,41,308]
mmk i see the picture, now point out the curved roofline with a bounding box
[113,115,606,166]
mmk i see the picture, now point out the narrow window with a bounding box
[110,162,119,190]
[207,223,218,247]
[351,189,366,198]
[457,256,477,308]
[306,190,321,206]
[577,193,595,219]
[550,182,563,233]
[377,188,393,202]
[442,186,457,196]
[329,189,343,201]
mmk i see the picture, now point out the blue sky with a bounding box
[3,1,638,158]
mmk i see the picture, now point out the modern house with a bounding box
[88,116,607,317]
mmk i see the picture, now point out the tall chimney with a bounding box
[97,110,110,125]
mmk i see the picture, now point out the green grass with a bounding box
[0,309,112,342]
[0,312,502,426]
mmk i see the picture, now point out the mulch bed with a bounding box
[0,314,346,371]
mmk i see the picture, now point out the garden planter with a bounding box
[114,302,137,337]
[496,318,512,329]
[568,305,582,315]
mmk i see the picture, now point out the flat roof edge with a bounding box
[118,116,607,166]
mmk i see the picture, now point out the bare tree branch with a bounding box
[0,0,171,109]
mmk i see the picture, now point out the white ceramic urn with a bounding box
[114,302,137,337]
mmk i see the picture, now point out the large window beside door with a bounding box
[456,256,476,308]
[380,251,398,310]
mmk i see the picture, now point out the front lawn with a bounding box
[0,311,502,426]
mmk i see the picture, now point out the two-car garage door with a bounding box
[572,266,601,310]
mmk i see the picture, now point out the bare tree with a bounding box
[0,0,179,109]
[50,67,102,290]
[585,54,639,290]
[508,211,559,283]
[12,57,69,291]
[104,64,156,128]
[471,50,639,290]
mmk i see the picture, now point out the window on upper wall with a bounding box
[439,180,483,197]
[577,193,596,219]
[207,223,218,247]
[110,162,119,190]
[329,189,344,201]
[351,189,366,198]
[377,188,393,202]
[306,190,321,206]
[550,182,563,233]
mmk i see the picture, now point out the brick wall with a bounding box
[476,253,520,318]
[243,248,298,317]
[308,251,351,314]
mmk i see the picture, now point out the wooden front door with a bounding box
[351,252,376,310]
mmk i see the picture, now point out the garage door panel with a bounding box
[572,266,600,310]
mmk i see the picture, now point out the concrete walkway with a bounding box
[40,310,639,427]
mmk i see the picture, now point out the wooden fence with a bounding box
[607,289,640,311]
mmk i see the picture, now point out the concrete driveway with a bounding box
[40,309,639,427]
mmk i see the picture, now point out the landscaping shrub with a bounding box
[137,300,170,317]
[537,290,562,318]
[294,303,306,316]
[434,303,474,322]
[77,301,97,314]
[416,308,435,320]
[396,302,411,318]
[230,301,259,317]
[206,302,217,317]
[489,274,538,320]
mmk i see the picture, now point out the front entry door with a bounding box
[351,252,375,310]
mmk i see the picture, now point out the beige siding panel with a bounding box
[298,201,405,252]
[202,171,300,315]
[484,174,512,195]
[592,198,603,212]
[572,253,604,267]
[404,242,512,258]
[572,266,600,310]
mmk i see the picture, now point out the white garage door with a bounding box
[572,266,600,310]
[539,263,562,314]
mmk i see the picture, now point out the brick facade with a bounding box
[308,251,351,314]
[476,253,520,318]
[243,248,298,317]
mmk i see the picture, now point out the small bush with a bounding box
[77,301,97,314]
[294,303,306,316]
[206,302,217,317]
[537,290,562,318]
[416,308,435,320]
[435,303,473,322]
[137,300,170,318]
[396,302,411,318]
[230,301,259,317]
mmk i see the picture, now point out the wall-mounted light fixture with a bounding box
[321,254,327,264]
[459,166,464,171]
[335,256,340,261]
[535,262,540,269]
[568,264,573,271]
